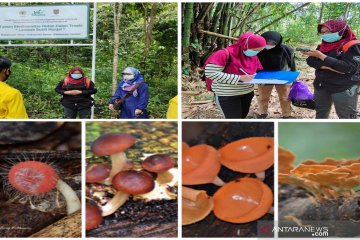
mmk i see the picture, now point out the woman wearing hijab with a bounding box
[204,32,266,119]
[55,66,97,119]
[108,67,149,119]
[257,31,297,119]
[303,20,360,119]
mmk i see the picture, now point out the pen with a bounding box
[239,68,249,75]
[239,68,256,76]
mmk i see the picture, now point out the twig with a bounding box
[190,100,214,105]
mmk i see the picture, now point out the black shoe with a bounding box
[258,114,268,119]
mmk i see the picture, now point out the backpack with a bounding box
[203,48,232,92]
[62,77,91,89]
[281,45,294,70]
[341,40,360,82]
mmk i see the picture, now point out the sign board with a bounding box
[0,5,89,40]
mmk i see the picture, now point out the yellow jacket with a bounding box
[0,81,28,119]
[166,95,178,119]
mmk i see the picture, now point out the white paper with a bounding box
[238,79,288,84]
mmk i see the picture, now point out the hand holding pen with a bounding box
[239,68,255,82]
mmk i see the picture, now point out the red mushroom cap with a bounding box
[91,133,136,156]
[112,170,155,194]
[86,163,111,183]
[86,203,103,230]
[142,154,175,173]
[8,161,59,195]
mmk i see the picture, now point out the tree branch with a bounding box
[199,30,238,41]
[255,2,311,34]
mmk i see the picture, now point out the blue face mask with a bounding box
[71,73,83,79]
[243,49,259,57]
[321,32,342,43]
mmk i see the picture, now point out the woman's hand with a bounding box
[64,90,82,95]
[108,104,115,110]
[301,50,327,60]
[135,109,143,116]
[240,75,255,82]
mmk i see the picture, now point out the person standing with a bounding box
[0,57,28,119]
[204,32,266,119]
[55,66,97,119]
[303,20,360,119]
[108,67,149,119]
[257,31,297,118]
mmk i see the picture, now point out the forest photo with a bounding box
[0,2,177,119]
[182,3,360,119]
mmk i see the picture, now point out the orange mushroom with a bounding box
[290,164,337,176]
[213,178,273,223]
[182,144,224,186]
[182,142,190,151]
[182,186,213,225]
[219,137,274,179]
[278,147,295,174]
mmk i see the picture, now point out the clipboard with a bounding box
[239,70,300,84]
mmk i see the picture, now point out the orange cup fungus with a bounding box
[182,186,214,225]
[213,178,273,223]
[182,144,224,186]
[219,137,274,173]
[279,147,360,200]
[182,142,190,151]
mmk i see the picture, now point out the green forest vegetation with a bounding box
[0,2,177,119]
[182,2,360,71]
[279,122,360,164]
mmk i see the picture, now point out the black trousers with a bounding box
[64,106,91,119]
[216,91,254,119]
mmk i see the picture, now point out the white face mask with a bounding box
[265,45,276,50]
[123,74,135,81]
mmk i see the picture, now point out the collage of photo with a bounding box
[0,1,359,239]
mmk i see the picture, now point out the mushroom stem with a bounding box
[103,152,128,185]
[183,186,204,202]
[182,186,214,225]
[101,191,129,216]
[56,179,81,215]
[157,171,174,184]
[255,171,266,181]
[212,175,225,186]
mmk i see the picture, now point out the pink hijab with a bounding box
[318,20,357,53]
[206,32,266,75]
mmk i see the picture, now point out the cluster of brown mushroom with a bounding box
[86,133,177,230]
[182,137,274,225]
[279,147,360,200]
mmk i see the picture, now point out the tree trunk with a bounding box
[182,3,194,67]
[318,3,324,24]
[30,211,81,238]
[111,3,123,95]
[343,3,350,20]
[209,3,225,46]
[142,3,158,70]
